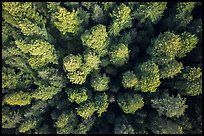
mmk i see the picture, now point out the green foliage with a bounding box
[148,113,184,134]
[114,116,135,134]
[18,118,38,133]
[151,93,188,118]
[4,91,32,106]
[18,19,48,38]
[2,2,47,40]
[83,51,101,71]
[108,3,132,36]
[63,54,82,72]
[24,100,48,118]
[159,60,183,79]
[32,85,60,101]
[66,69,88,85]
[133,2,167,24]
[2,2,46,26]
[76,100,97,120]
[37,67,65,88]
[109,43,129,66]
[117,92,144,114]
[122,71,138,89]
[175,2,196,28]
[73,116,96,134]
[176,32,199,58]
[147,31,181,65]
[135,61,160,93]
[172,66,202,96]
[66,87,88,104]
[91,73,110,92]
[1,2,202,134]
[55,111,77,128]
[51,7,83,35]
[15,39,58,69]
[81,24,109,52]
[54,110,78,134]
[94,93,109,117]
[2,67,18,91]
[2,107,22,129]
[91,4,105,24]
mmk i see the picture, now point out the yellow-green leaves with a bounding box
[52,7,83,35]
[63,54,83,72]
[66,87,88,104]
[109,3,132,36]
[55,111,77,128]
[95,93,109,117]
[159,60,183,79]
[109,43,129,67]
[4,91,32,106]
[76,101,97,119]
[173,66,202,96]
[147,31,181,65]
[81,24,109,52]
[136,61,160,93]
[122,71,138,89]
[18,119,38,133]
[91,73,110,92]
[15,39,58,69]
[117,93,144,114]
[2,67,18,91]
[175,2,196,27]
[55,111,78,134]
[151,93,188,118]
[66,69,88,85]
[18,19,48,38]
[32,85,60,101]
[133,2,167,24]
[83,51,101,71]
[176,32,199,58]
[2,2,46,26]
[63,51,101,85]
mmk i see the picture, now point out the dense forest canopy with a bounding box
[2,2,202,134]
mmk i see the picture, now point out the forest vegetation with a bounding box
[2,2,202,134]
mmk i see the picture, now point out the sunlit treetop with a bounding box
[117,92,144,114]
[147,31,181,65]
[135,60,161,93]
[175,66,202,96]
[51,6,83,35]
[122,71,139,89]
[109,43,129,67]
[108,3,132,36]
[181,66,202,81]
[76,100,97,120]
[133,2,167,24]
[159,60,183,79]
[63,54,83,73]
[151,93,188,118]
[175,2,196,28]
[94,93,109,117]
[15,39,58,70]
[66,87,88,104]
[176,32,199,59]
[83,51,101,71]
[55,111,77,129]
[2,2,46,26]
[4,91,32,106]
[81,24,109,52]
[91,73,110,92]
